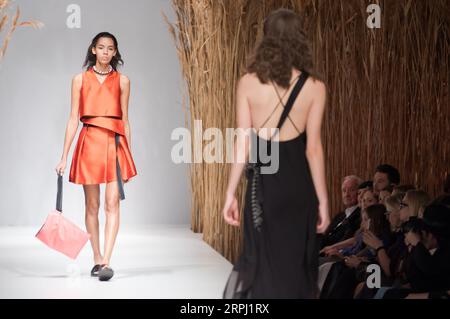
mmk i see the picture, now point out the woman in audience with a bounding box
[320,188,378,256]
[399,189,431,221]
[361,188,378,210]
[378,185,393,205]
[357,181,373,208]
[354,194,405,298]
[382,204,450,298]
[319,204,391,298]
[385,194,403,231]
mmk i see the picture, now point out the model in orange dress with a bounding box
[55,32,136,281]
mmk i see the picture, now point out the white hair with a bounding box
[342,175,363,187]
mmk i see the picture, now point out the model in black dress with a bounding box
[223,71,323,298]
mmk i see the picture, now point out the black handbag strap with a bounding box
[56,173,63,212]
[83,123,125,200]
[115,133,125,200]
[55,133,125,207]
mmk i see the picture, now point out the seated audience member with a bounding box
[320,175,363,249]
[357,180,373,208]
[355,194,406,298]
[382,204,450,299]
[361,188,378,210]
[321,188,378,257]
[373,164,401,196]
[378,185,394,205]
[399,189,431,220]
[319,204,391,298]
[384,194,404,232]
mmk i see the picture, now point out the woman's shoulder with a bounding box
[118,72,130,87]
[72,72,83,80]
[305,75,326,94]
[72,73,83,87]
[302,75,326,107]
[238,72,258,84]
[236,72,264,92]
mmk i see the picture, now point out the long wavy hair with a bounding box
[247,8,319,88]
[82,32,124,71]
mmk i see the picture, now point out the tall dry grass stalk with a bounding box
[0,0,43,63]
[166,0,449,262]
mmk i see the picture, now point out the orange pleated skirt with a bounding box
[69,124,137,185]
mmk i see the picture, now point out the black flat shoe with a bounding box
[98,265,114,281]
[90,264,102,277]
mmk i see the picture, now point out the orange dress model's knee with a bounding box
[68,68,137,185]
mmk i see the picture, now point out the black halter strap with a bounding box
[275,71,309,132]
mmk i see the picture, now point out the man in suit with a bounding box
[319,175,363,249]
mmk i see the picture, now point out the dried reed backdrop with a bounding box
[0,0,43,63]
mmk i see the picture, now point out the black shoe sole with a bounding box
[98,267,114,281]
[90,264,101,277]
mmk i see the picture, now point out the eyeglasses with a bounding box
[399,202,409,209]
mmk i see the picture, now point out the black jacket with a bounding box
[406,242,450,292]
[320,207,361,249]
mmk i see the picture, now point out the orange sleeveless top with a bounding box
[79,68,125,135]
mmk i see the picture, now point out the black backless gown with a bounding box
[223,71,319,299]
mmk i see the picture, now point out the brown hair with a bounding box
[247,8,319,88]
[385,193,403,212]
[364,204,390,238]
[392,184,416,198]
[404,189,431,218]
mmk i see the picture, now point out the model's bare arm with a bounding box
[226,75,252,197]
[55,74,82,174]
[305,80,330,233]
[223,75,252,226]
[120,74,131,148]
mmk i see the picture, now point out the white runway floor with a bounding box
[0,225,233,299]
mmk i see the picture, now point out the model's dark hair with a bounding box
[375,164,401,185]
[247,8,318,88]
[83,32,124,71]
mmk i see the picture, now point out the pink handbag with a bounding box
[36,174,90,259]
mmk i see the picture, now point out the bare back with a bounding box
[240,69,325,142]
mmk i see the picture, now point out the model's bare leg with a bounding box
[83,184,102,265]
[101,180,120,266]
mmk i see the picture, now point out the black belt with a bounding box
[245,162,264,232]
[83,123,125,200]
